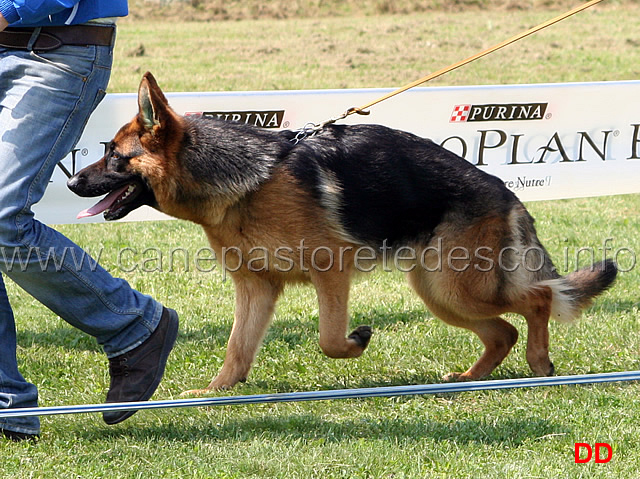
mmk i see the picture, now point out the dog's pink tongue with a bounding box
[77,185,129,219]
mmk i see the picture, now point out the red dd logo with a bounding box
[574,442,613,463]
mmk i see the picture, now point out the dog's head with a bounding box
[68,72,184,220]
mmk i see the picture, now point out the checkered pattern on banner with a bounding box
[450,104,471,122]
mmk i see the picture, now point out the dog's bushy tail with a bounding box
[541,259,618,323]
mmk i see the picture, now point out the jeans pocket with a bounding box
[29,45,98,80]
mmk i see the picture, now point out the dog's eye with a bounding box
[107,150,128,171]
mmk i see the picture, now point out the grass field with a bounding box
[110,2,640,93]
[2,2,640,478]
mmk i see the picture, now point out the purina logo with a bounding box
[184,110,286,129]
[450,103,548,123]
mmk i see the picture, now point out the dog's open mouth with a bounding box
[77,182,148,221]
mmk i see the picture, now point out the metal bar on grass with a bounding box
[0,370,639,418]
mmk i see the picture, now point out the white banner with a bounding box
[40,80,640,225]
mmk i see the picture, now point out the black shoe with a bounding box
[103,307,179,425]
[2,428,39,443]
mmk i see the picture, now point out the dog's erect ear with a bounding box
[137,72,171,133]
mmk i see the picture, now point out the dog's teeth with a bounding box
[121,185,135,200]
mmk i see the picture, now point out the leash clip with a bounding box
[290,104,370,145]
[290,122,319,145]
[291,107,362,145]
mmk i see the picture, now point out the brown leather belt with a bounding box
[0,25,115,52]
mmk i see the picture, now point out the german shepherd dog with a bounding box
[68,73,617,394]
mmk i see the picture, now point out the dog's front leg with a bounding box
[182,275,282,395]
[311,269,373,358]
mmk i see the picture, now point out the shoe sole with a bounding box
[103,308,179,425]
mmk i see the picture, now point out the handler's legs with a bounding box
[0,39,169,436]
[0,276,39,436]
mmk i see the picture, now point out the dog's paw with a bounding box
[348,325,373,349]
[527,348,555,377]
[442,372,460,382]
[180,375,247,396]
[530,361,555,377]
[180,388,211,397]
[442,372,473,382]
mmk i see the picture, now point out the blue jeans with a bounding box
[0,33,164,435]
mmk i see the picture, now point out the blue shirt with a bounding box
[0,0,127,27]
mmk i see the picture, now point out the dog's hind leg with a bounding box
[182,275,282,395]
[406,269,518,381]
[311,269,373,359]
[517,287,555,377]
[438,314,519,381]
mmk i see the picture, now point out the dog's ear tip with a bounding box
[140,72,158,90]
[137,72,170,131]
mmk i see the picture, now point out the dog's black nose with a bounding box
[66,174,83,193]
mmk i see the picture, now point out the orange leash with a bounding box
[304,0,605,134]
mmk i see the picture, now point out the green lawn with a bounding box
[109,3,640,93]
[2,3,639,478]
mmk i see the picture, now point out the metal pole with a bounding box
[1,370,638,418]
